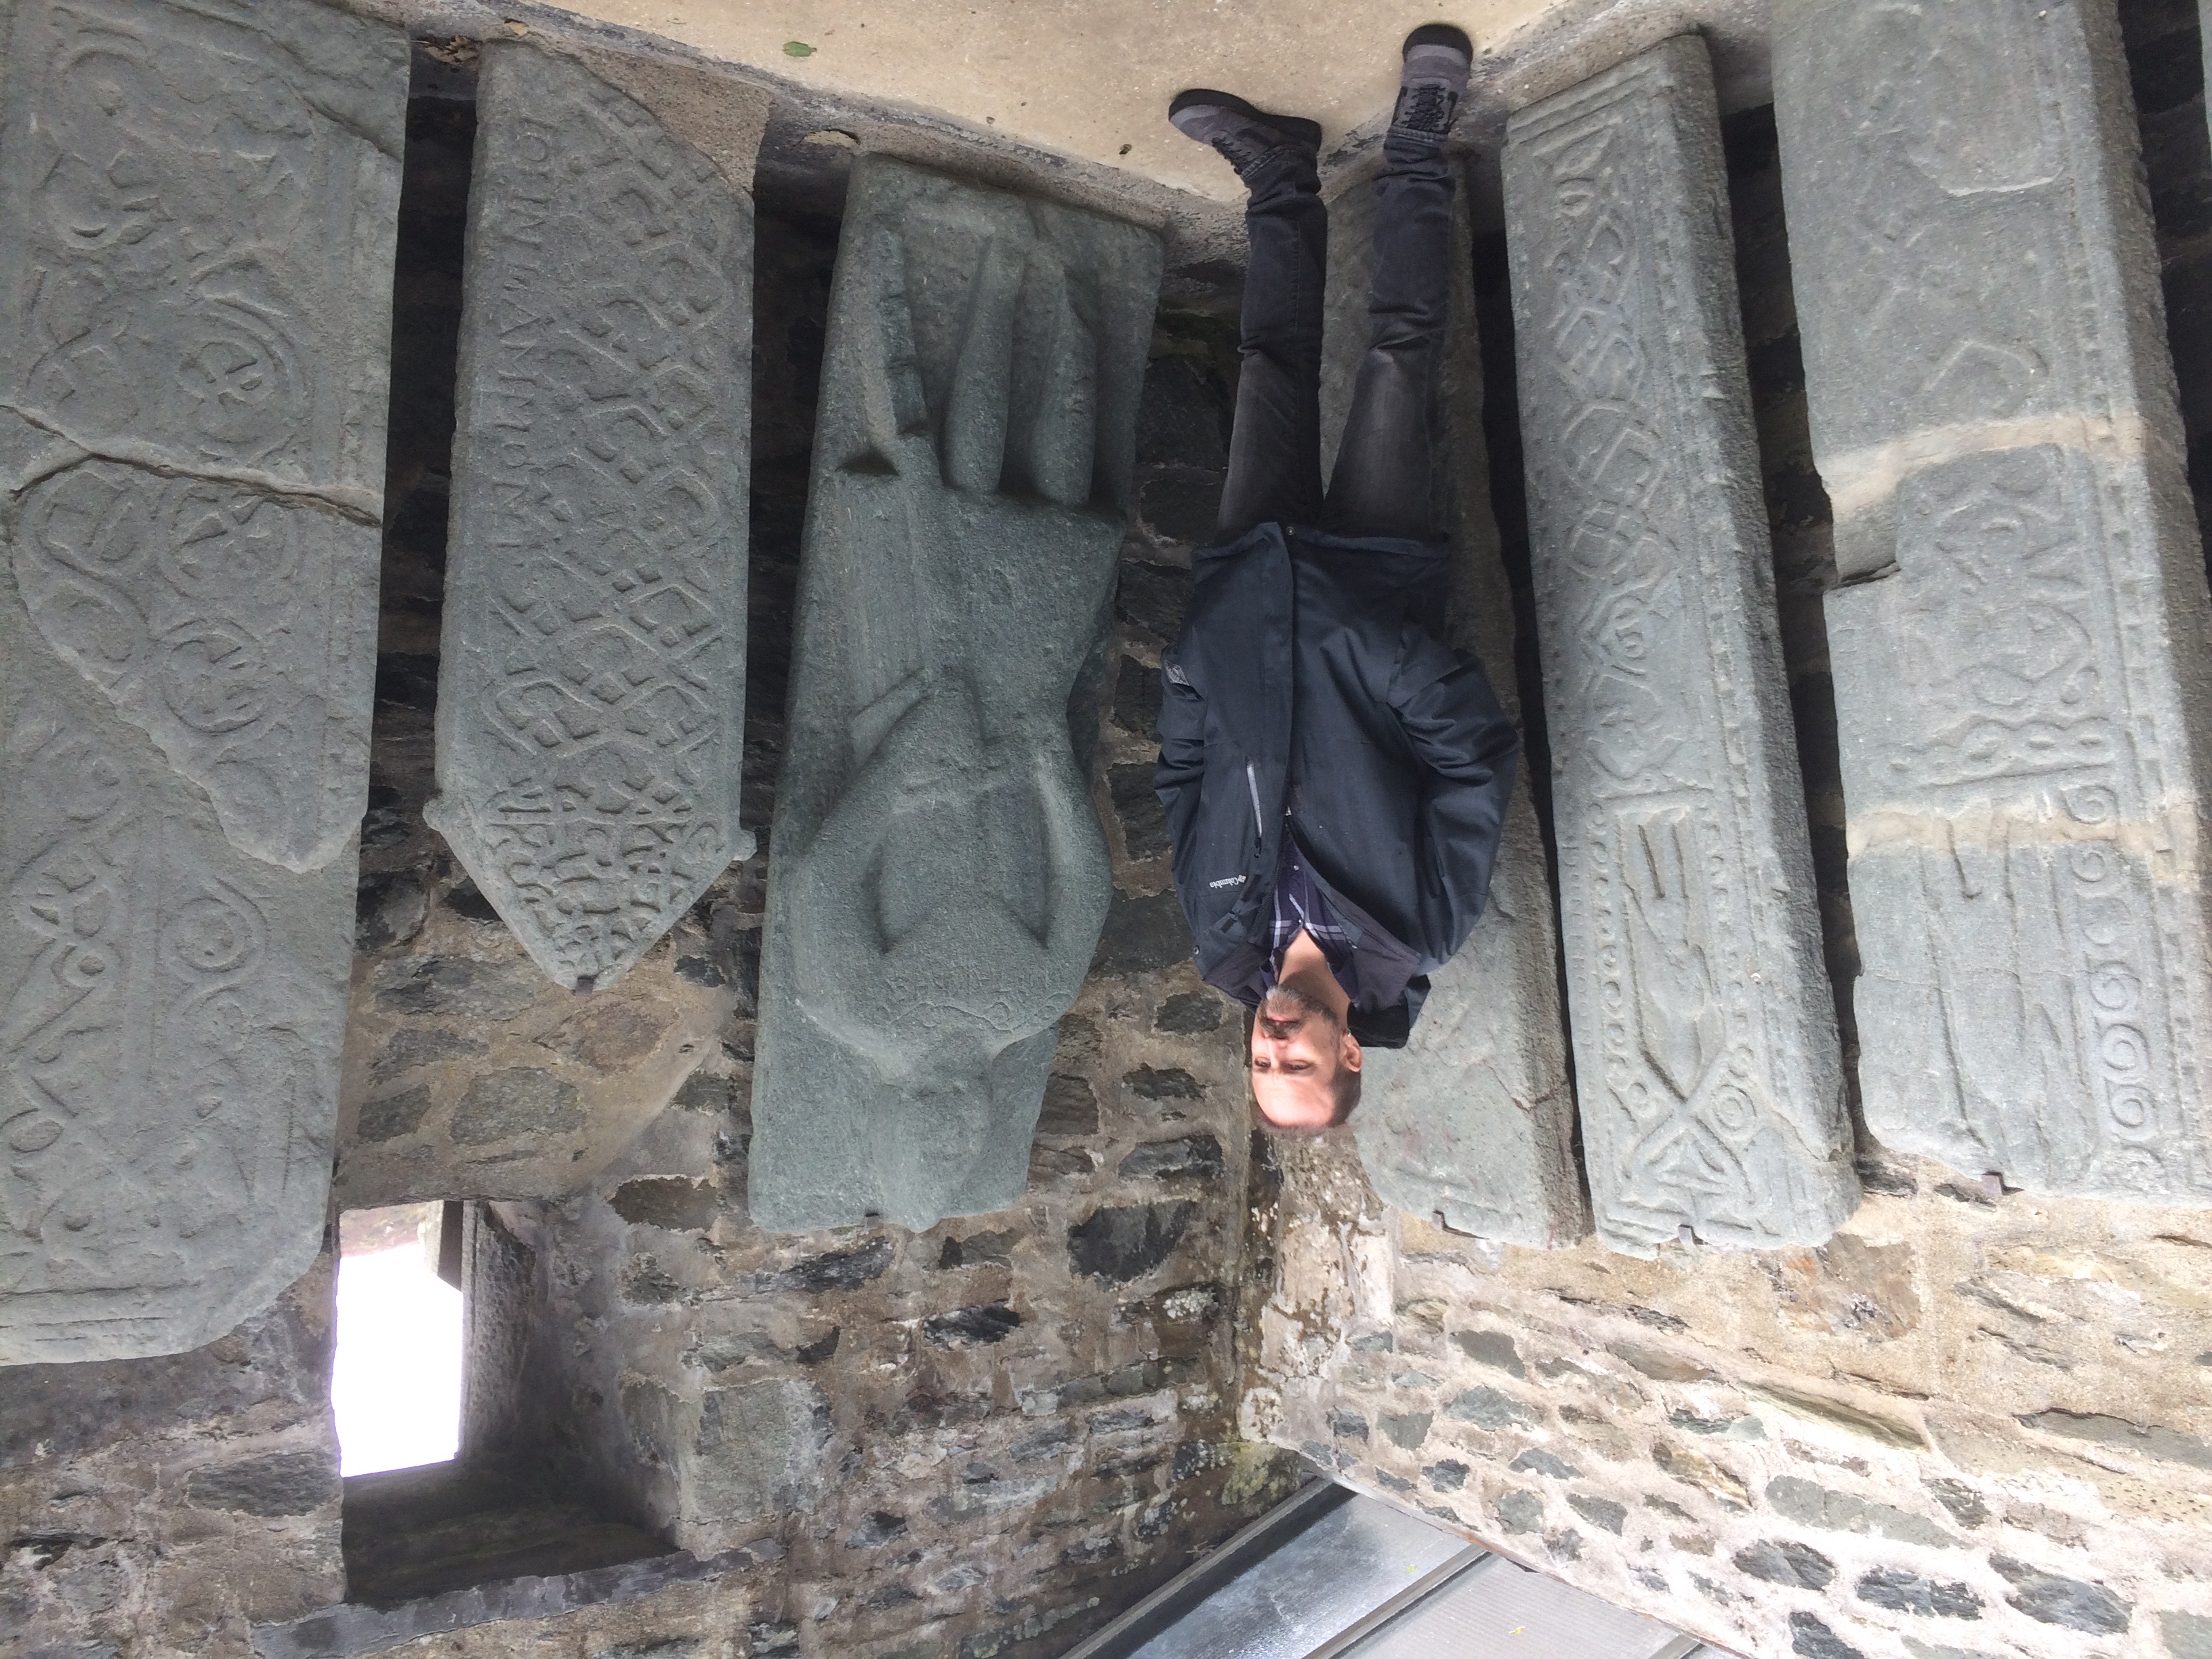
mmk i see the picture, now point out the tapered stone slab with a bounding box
[750,156,1160,1234]
[1506,37,1857,1255]
[1319,161,1584,1248]
[0,0,403,1362]
[428,41,754,992]
[1777,0,2212,1198]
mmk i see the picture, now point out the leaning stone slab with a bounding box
[1777,0,2212,1197]
[750,155,1160,1233]
[0,0,403,1361]
[1506,36,1858,1254]
[428,41,754,991]
[1319,161,1584,1248]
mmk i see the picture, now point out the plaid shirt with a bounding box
[1261,836,1361,1000]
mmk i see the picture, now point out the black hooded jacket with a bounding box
[1154,523,1519,1047]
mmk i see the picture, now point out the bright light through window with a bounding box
[333,1202,464,1477]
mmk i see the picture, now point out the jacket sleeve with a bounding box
[1153,653,1208,879]
[1386,623,1521,960]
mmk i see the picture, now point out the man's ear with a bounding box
[1341,1030,1363,1072]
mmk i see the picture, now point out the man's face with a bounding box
[1250,984,1361,1129]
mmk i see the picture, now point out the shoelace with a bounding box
[1396,83,1454,135]
[1212,126,1297,176]
[1214,131,1271,171]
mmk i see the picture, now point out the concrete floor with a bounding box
[524,0,1679,200]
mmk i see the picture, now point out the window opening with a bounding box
[333,1201,463,1477]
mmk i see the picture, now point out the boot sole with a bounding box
[1167,88,1323,150]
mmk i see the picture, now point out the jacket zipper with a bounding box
[1246,762,1265,850]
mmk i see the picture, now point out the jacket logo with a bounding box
[1208,874,1246,889]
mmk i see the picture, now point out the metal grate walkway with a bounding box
[1061,1480,1721,1659]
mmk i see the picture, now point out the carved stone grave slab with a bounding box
[1319,161,1584,1248]
[0,0,404,1361]
[750,156,1160,1233]
[1777,0,2212,1198]
[0,0,402,510]
[1506,37,1858,1255]
[429,41,754,991]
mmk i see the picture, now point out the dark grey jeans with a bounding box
[1216,138,1455,544]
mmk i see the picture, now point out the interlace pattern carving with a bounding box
[750,157,1160,1234]
[14,459,377,872]
[0,660,352,1362]
[1839,446,2211,1194]
[0,0,401,1361]
[1780,0,2212,1197]
[1507,40,1856,1255]
[428,43,752,991]
[0,0,405,500]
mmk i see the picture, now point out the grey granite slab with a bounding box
[1777,0,2212,1196]
[1506,36,1858,1254]
[749,155,1160,1233]
[1321,159,1585,1248]
[0,0,403,1362]
[428,41,754,991]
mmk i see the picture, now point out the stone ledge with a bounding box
[248,1540,781,1659]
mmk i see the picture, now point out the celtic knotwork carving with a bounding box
[1837,447,2207,1195]
[1506,39,1855,1254]
[1779,0,2212,1200]
[0,673,349,1362]
[749,156,1160,1234]
[13,459,379,872]
[0,0,399,1361]
[427,42,752,991]
[1886,449,2112,787]
[0,0,405,497]
[1776,1,2080,462]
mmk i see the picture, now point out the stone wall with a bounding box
[1,1267,345,1648]
[1247,1134,2212,1659]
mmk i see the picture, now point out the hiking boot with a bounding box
[1391,23,1472,147]
[1168,89,1322,182]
